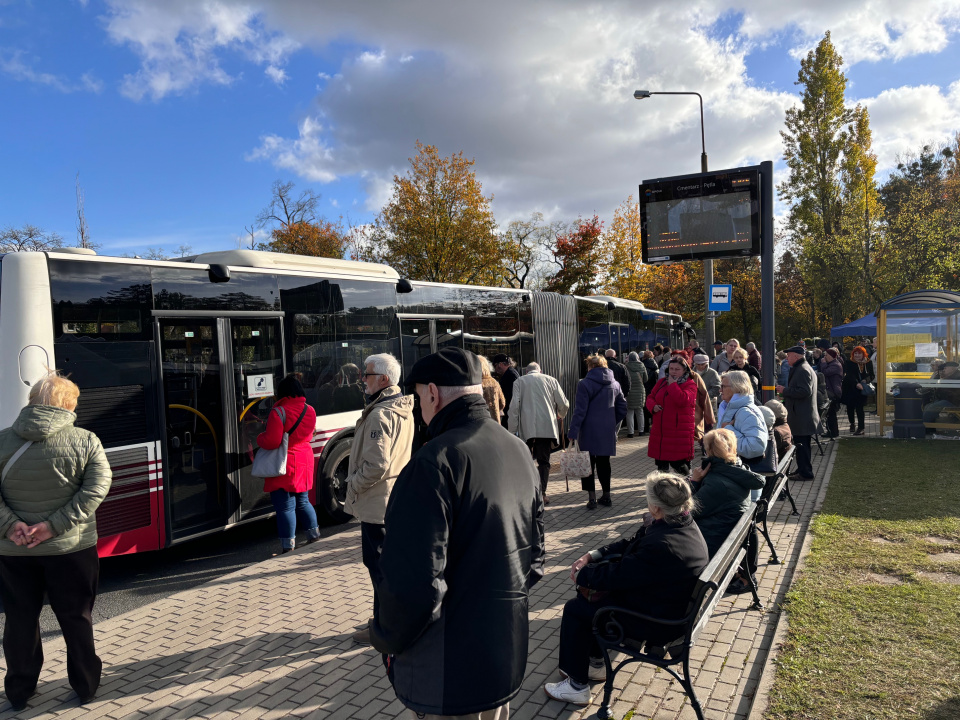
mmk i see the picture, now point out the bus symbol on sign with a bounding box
[708,284,733,312]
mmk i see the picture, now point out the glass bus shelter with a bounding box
[877,290,960,436]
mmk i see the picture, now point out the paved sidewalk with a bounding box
[0,435,836,720]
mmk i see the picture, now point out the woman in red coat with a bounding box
[646,356,698,476]
[256,375,320,553]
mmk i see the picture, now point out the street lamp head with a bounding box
[633,89,652,99]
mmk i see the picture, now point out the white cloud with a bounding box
[103,0,299,101]
[0,51,104,93]
[97,0,960,224]
[246,116,339,183]
[862,80,960,168]
[264,64,287,84]
[738,0,960,65]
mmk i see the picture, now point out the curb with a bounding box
[745,439,839,720]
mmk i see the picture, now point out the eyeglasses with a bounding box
[720,383,731,388]
[361,372,384,379]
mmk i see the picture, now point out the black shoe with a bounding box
[725,576,756,595]
[585,499,597,510]
[788,472,814,482]
[305,535,320,545]
[9,699,27,712]
[597,494,612,507]
[627,433,634,438]
[853,428,865,436]
[280,547,293,554]
[79,693,96,705]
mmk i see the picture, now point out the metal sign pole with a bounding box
[760,160,776,402]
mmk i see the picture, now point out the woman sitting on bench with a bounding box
[690,428,765,593]
[544,473,708,706]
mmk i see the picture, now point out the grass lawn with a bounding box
[764,439,960,720]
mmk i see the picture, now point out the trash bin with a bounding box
[892,382,925,439]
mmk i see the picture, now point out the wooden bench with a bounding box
[756,445,799,565]
[591,502,763,720]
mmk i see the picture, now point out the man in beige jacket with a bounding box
[344,353,415,644]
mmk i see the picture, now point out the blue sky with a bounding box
[2,1,959,257]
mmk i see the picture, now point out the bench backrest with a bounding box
[686,501,758,646]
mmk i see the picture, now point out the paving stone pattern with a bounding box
[0,435,836,720]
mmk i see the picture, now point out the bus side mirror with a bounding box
[208,264,231,283]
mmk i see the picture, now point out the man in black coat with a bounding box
[372,347,545,718]
[776,346,819,481]
[492,353,521,428]
[603,349,632,396]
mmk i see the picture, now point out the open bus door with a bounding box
[155,313,285,543]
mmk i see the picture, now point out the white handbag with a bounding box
[251,405,307,479]
[560,441,591,479]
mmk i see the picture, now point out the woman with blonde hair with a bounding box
[689,428,764,561]
[478,355,506,421]
[0,371,112,710]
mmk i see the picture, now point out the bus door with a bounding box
[397,314,464,380]
[156,313,285,542]
[610,323,630,358]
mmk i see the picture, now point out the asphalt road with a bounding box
[0,516,357,657]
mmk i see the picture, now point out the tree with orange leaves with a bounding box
[268,219,349,258]
[543,215,604,295]
[358,141,507,285]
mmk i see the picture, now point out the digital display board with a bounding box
[640,166,762,263]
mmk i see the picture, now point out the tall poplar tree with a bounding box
[779,31,871,329]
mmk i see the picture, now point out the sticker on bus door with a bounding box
[247,374,275,398]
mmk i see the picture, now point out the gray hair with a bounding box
[604,348,616,358]
[524,362,541,374]
[437,385,483,403]
[745,342,756,350]
[645,472,694,521]
[627,352,639,362]
[764,399,788,424]
[724,370,754,396]
[365,353,402,385]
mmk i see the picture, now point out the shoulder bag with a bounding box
[1,440,34,486]
[251,404,308,479]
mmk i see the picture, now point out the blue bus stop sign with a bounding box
[708,284,732,312]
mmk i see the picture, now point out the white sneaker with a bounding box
[559,664,607,682]
[544,677,592,706]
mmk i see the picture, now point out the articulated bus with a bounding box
[0,249,693,558]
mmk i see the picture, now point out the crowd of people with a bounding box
[0,334,897,715]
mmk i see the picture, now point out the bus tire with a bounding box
[315,438,353,525]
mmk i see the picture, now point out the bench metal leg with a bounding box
[783,482,800,515]
[760,513,781,564]
[681,654,706,720]
[742,560,764,611]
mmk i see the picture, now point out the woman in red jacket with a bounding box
[256,375,320,553]
[646,356,698,476]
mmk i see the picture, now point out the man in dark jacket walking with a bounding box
[372,347,545,719]
[492,353,521,429]
[776,346,819,481]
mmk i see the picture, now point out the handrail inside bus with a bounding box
[239,398,271,425]
[167,404,221,504]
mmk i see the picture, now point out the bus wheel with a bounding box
[316,438,353,525]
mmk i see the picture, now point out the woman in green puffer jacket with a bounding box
[624,352,648,437]
[0,372,112,711]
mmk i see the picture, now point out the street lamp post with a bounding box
[634,89,715,353]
